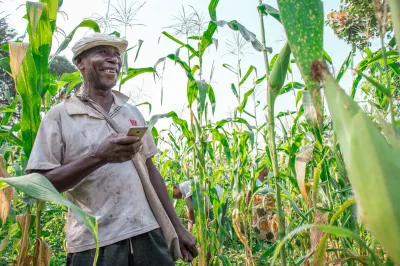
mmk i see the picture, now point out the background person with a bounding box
[173,181,227,232]
[247,167,278,243]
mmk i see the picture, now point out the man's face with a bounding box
[76,45,122,91]
[172,185,183,199]
[261,167,269,176]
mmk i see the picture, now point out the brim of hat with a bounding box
[72,40,128,60]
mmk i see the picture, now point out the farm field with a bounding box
[0,0,399,265]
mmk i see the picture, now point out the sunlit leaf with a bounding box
[0,174,99,265]
[315,62,400,264]
[9,42,41,157]
[277,0,324,126]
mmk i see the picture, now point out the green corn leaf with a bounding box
[238,88,255,113]
[211,129,231,161]
[57,71,82,90]
[323,49,333,65]
[187,80,199,108]
[26,0,59,97]
[272,224,381,264]
[154,54,194,81]
[222,64,237,75]
[336,49,354,82]
[213,20,264,52]
[366,50,399,67]
[199,22,218,56]
[121,67,156,85]
[239,65,256,86]
[314,199,356,264]
[0,108,15,113]
[277,0,324,126]
[0,57,11,74]
[316,62,400,264]
[134,39,144,63]
[51,20,100,61]
[197,80,208,114]
[161,32,199,57]
[230,83,239,100]
[207,83,216,115]
[136,102,152,115]
[208,0,219,21]
[9,43,41,158]
[357,71,391,96]
[0,174,99,266]
[258,4,281,22]
[279,81,304,96]
[1,97,19,127]
[196,0,220,56]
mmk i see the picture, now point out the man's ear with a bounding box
[75,57,85,70]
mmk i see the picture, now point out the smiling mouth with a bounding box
[100,68,117,75]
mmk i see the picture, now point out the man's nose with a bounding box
[106,55,119,64]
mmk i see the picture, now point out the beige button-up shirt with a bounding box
[27,91,159,253]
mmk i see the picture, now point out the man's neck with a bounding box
[86,86,114,113]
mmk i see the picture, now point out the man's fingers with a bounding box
[181,246,189,262]
[187,252,193,262]
[110,135,139,144]
[116,141,143,153]
[187,241,199,258]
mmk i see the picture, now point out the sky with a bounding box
[1,0,372,130]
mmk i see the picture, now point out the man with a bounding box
[246,166,278,242]
[172,181,227,232]
[26,33,198,265]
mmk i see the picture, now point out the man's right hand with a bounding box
[92,134,143,163]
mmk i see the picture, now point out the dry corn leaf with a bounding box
[8,42,29,82]
[33,238,52,266]
[295,144,314,204]
[15,214,32,266]
[0,155,14,225]
[311,210,329,250]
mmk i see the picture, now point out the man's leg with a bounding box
[130,228,174,266]
[66,239,130,266]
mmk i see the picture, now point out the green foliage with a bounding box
[1,0,400,265]
[326,0,393,50]
[317,62,400,264]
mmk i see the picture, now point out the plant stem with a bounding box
[258,0,286,264]
[388,0,400,51]
[267,95,287,265]
[373,0,396,130]
[257,0,270,79]
[33,200,42,266]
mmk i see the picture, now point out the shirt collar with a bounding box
[64,89,130,118]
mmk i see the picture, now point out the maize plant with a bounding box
[0,0,399,265]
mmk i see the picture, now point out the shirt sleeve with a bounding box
[26,107,65,172]
[136,110,158,159]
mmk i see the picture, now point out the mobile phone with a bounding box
[127,126,148,140]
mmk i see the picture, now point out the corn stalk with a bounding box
[258,1,291,263]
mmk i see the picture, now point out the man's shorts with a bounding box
[66,228,174,266]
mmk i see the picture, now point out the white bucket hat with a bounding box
[71,32,128,61]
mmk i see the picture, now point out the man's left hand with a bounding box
[175,226,198,262]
